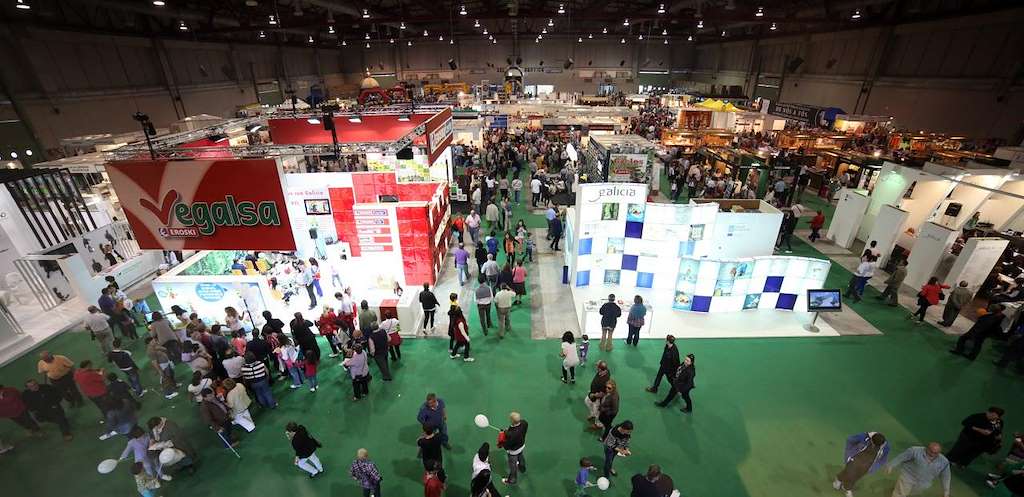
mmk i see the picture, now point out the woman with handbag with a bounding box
[343,344,371,401]
[625,295,646,347]
[380,316,402,361]
[912,277,950,324]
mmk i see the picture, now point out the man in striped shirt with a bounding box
[240,353,276,409]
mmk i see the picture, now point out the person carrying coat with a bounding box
[645,335,679,393]
[655,353,695,413]
[834,432,889,497]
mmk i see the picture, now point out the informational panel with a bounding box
[106,159,295,251]
[708,210,784,258]
[672,255,830,313]
[866,204,909,267]
[353,207,395,252]
[945,237,1009,295]
[904,222,958,290]
[608,153,648,182]
[827,188,869,249]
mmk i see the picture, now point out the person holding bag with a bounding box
[912,277,950,324]
[625,296,646,347]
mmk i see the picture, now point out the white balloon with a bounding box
[474,414,490,428]
[597,476,610,490]
[159,448,184,466]
[670,491,680,497]
[97,459,118,474]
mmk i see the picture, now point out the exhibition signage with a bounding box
[425,107,454,165]
[105,159,295,250]
[769,102,845,128]
[608,154,647,183]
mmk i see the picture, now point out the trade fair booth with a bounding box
[585,134,659,191]
[563,182,835,339]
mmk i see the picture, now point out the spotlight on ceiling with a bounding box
[459,4,467,15]
[258,30,266,39]
[178,20,188,31]
[548,18,554,27]
[697,19,703,29]
[851,9,862,19]
[474,19,480,28]
[588,33,593,39]
[328,25,335,34]
[341,40,347,46]
[577,37,582,43]
[620,38,626,44]
[687,35,693,41]
[423,29,428,36]
[662,28,667,36]
[361,9,370,18]
[557,3,565,14]
[602,27,607,34]
[664,39,668,44]
[623,18,630,26]
[657,3,665,14]
[408,40,413,46]
[152,0,165,6]
[308,35,314,43]
[755,6,764,17]
[15,0,29,7]
[770,22,777,31]
[400,21,406,30]
[268,15,277,25]
[365,42,371,48]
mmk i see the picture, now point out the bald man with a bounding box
[886,442,950,497]
[502,411,529,485]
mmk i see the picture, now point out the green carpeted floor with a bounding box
[1,182,1020,497]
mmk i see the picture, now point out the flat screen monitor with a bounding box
[304,199,331,215]
[806,289,842,312]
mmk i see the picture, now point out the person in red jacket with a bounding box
[448,307,474,362]
[913,277,950,323]
[73,360,109,416]
[317,306,341,358]
[0,385,39,435]
[809,210,826,242]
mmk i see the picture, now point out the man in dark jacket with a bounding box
[549,215,563,251]
[630,464,674,497]
[501,411,529,485]
[949,304,1004,360]
[645,335,680,393]
[655,353,696,413]
[289,312,320,356]
[198,388,237,448]
[369,326,393,381]
[22,379,72,440]
[598,295,622,352]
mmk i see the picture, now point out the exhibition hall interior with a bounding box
[1,0,1024,496]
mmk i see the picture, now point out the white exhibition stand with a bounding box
[867,204,909,267]
[857,162,912,242]
[945,237,1009,295]
[827,188,870,249]
[904,222,959,289]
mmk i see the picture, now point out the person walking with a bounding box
[349,448,383,497]
[950,304,1005,360]
[549,214,563,251]
[809,210,826,242]
[475,282,494,334]
[599,295,622,352]
[645,335,680,393]
[85,306,116,355]
[419,283,440,334]
[834,432,889,497]
[602,420,633,478]
[846,255,877,303]
[655,353,696,413]
[241,352,277,409]
[418,424,445,472]
[631,464,673,497]
[585,361,611,429]
[776,211,797,252]
[418,393,451,450]
[501,411,529,485]
[494,284,515,339]
[107,338,145,397]
[946,407,1005,468]
[940,281,973,327]
[878,261,908,306]
[368,324,393,381]
[22,379,72,440]
[343,344,371,401]
[511,260,527,305]
[466,210,482,245]
[912,277,950,323]
[0,384,39,436]
[481,254,500,288]
[36,351,82,407]
[299,261,317,310]
[287,422,324,478]
[73,360,109,418]
[531,175,542,207]
[597,379,620,440]
[453,244,471,286]
[625,296,646,346]
[886,443,951,497]
[144,338,178,400]
[560,332,580,384]
[148,312,182,363]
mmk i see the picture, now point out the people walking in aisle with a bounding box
[950,304,1005,360]
[349,448,383,497]
[599,295,622,352]
[560,332,580,384]
[36,351,83,407]
[287,422,324,478]
[343,344,371,401]
[299,260,317,310]
[419,283,439,335]
[107,339,145,397]
[776,211,797,252]
[602,420,633,478]
[886,443,950,497]
[878,260,908,306]
[417,393,451,450]
[655,353,696,413]
[946,407,1004,468]
[481,254,500,289]
[494,284,516,339]
[834,432,889,497]
[625,295,646,346]
[845,254,877,303]
[912,277,950,323]
[501,411,529,485]
[22,379,72,440]
[646,335,680,393]
[466,210,481,245]
[549,214,564,251]
[453,243,471,286]
[939,281,973,327]
[475,282,494,334]
[449,307,474,362]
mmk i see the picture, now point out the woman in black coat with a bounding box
[655,353,696,413]
[947,407,1004,467]
[286,422,324,478]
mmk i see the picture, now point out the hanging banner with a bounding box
[425,108,454,165]
[105,159,295,250]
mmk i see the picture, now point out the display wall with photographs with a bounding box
[672,256,831,313]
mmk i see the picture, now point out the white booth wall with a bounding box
[931,172,1010,229]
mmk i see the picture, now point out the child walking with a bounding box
[578,335,590,367]
[575,457,596,496]
[303,349,319,392]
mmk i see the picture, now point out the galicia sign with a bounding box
[105,159,295,250]
[581,183,648,204]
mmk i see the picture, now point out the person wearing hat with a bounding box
[655,354,696,413]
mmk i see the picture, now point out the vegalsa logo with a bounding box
[584,185,640,203]
[143,189,283,238]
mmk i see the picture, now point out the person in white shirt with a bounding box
[298,261,317,310]
[511,178,523,205]
[530,177,542,207]
[466,210,482,246]
[85,306,115,355]
[846,254,878,303]
[493,285,516,338]
[471,186,482,213]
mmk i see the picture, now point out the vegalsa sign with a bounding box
[105,159,295,250]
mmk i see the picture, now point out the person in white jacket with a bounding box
[845,255,878,303]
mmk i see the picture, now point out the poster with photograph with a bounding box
[604,269,621,285]
[689,224,706,241]
[743,293,761,310]
[678,259,700,284]
[601,203,620,221]
[735,261,753,279]
[715,262,738,296]
[678,241,696,257]
[804,259,830,282]
[672,290,694,311]
[626,203,646,222]
[607,237,625,254]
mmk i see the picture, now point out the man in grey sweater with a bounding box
[939,281,972,327]
[878,261,908,306]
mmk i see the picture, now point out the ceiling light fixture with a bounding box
[400,21,406,30]
[408,40,412,46]
[535,37,540,43]
[423,29,428,36]
[620,37,626,43]
[245,0,258,5]
[152,0,165,6]
[548,18,554,27]
[491,38,496,44]
[459,4,467,15]
[438,35,444,41]
[178,20,188,31]
[557,3,565,14]
[623,18,630,26]
[361,8,370,18]
[541,27,547,34]
[697,19,704,29]
[365,42,371,48]
[588,33,593,39]
[602,27,607,34]
[638,34,643,40]
[664,39,669,44]
[308,35,314,43]
[770,22,777,31]
[269,15,277,25]
[474,19,480,28]
[662,28,667,35]
[721,30,726,37]
[577,37,582,43]
[755,6,764,17]
[851,8,862,19]
[365,32,370,39]
[10,152,17,158]
[482,28,488,35]
[657,3,665,14]
[687,35,693,41]
[389,38,394,44]
[341,40,347,46]
[328,25,335,34]
[258,30,266,38]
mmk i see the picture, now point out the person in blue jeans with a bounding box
[241,352,277,408]
[417,393,451,449]
[603,421,633,477]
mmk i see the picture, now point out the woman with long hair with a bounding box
[307,258,323,297]
[286,422,323,478]
[913,277,949,323]
[560,331,580,384]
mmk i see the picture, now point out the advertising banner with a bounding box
[105,159,295,251]
[608,154,648,183]
[425,108,454,165]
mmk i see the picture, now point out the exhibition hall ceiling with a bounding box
[2,0,1014,47]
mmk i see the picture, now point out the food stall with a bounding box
[832,114,893,135]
